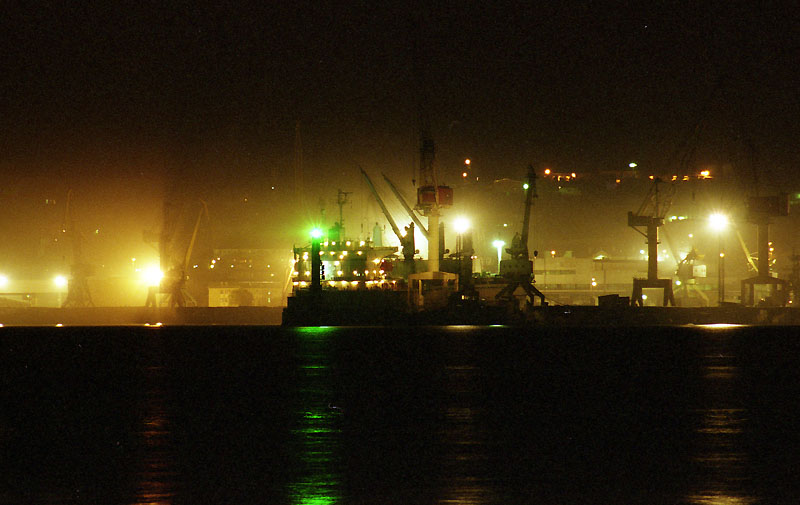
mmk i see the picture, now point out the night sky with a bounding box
[2,2,799,273]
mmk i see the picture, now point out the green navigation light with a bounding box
[310,228,323,239]
[522,182,529,190]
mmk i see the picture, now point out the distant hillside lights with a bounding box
[542,167,577,181]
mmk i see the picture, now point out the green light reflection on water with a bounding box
[290,325,341,504]
[295,326,338,336]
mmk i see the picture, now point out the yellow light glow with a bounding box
[709,213,729,231]
[54,275,68,288]
[464,159,471,165]
[0,275,8,288]
[544,168,551,175]
[453,216,471,234]
[141,266,163,287]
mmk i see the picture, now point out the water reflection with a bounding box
[289,327,342,504]
[132,362,178,505]
[438,331,493,504]
[686,330,757,504]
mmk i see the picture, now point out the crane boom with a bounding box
[183,200,209,273]
[382,173,428,239]
[360,167,403,242]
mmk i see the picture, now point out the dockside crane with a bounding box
[145,198,208,307]
[61,190,94,307]
[495,165,546,307]
[412,36,452,272]
[628,177,677,306]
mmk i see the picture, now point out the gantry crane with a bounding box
[628,177,676,306]
[740,194,789,306]
[495,165,546,307]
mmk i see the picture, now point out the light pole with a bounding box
[492,240,505,274]
[709,213,729,305]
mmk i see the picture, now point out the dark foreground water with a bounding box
[1,324,800,504]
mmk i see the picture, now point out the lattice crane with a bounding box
[495,165,546,307]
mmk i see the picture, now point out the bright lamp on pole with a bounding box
[492,240,505,274]
[708,213,729,231]
[453,217,471,234]
[708,212,729,304]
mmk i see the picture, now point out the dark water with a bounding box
[1,324,800,504]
